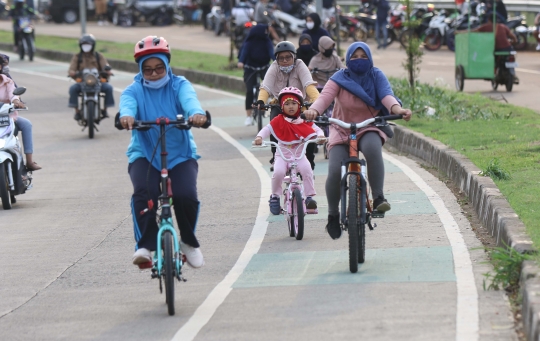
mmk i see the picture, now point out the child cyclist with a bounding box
[254,87,325,214]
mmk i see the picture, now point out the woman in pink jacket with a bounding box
[304,42,412,240]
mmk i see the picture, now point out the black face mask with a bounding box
[323,49,334,58]
[299,44,312,52]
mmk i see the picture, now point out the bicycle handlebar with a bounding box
[252,138,326,163]
[114,111,212,131]
[301,114,403,129]
[244,65,269,71]
[260,102,313,111]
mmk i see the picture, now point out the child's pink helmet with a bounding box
[278,87,304,107]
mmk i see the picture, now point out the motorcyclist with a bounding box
[466,11,516,51]
[67,34,114,121]
[9,0,35,53]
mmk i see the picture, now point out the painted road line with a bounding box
[382,152,479,341]
[171,125,271,341]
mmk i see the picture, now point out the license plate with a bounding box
[505,62,518,68]
[0,115,9,127]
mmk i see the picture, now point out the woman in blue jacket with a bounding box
[119,36,208,269]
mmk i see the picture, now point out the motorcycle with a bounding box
[112,0,173,27]
[73,67,112,139]
[17,17,35,61]
[399,6,435,48]
[491,50,518,92]
[232,20,254,53]
[271,5,311,36]
[423,10,455,51]
[326,12,363,42]
[505,15,528,50]
[446,13,480,51]
[0,87,32,210]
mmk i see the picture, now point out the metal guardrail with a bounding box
[336,0,540,12]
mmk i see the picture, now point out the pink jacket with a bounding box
[310,80,400,151]
[0,75,20,118]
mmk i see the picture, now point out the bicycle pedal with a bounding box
[138,261,153,269]
[372,211,386,219]
[306,208,318,214]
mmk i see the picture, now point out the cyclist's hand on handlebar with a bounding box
[391,105,412,121]
[253,136,263,145]
[120,116,135,130]
[303,109,319,121]
[189,113,207,127]
[316,135,326,144]
[254,100,266,110]
[237,62,244,69]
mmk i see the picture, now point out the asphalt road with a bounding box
[0,21,538,112]
[0,53,518,340]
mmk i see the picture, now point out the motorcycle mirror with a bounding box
[13,87,26,96]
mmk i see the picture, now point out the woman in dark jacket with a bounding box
[296,34,318,66]
[237,24,275,126]
[302,13,330,51]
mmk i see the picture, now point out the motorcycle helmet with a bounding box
[134,36,171,62]
[274,41,296,60]
[79,34,96,52]
[278,87,304,107]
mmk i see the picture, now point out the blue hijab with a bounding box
[122,53,203,170]
[330,42,401,115]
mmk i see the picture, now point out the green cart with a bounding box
[454,8,517,92]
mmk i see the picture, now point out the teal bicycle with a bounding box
[116,112,211,315]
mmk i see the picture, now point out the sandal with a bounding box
[26,162,42,171]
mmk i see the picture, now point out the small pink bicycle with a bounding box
[254,138,325,240]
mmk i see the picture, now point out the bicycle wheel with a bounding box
[292,188,304,240]
[163,231,175,316]
[347,175,359,273]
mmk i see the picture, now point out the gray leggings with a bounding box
[326,132,385,216]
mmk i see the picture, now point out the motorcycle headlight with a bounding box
[0,139,5,149]
[85,74,98,86]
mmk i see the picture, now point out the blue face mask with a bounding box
[143,74,170,89]
[279,65,294,74]
[348,58,371,74]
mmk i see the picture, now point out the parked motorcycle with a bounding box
[423,10,455,51]
[506,15,528,50]
[112,0,174,27]
[73,67,112,139]
[446,13,480,51]
[233,20,254,53]
[271,5,311,36]
[327,12,363,42]
[399,6,435,48]
[491,50,518,92]
[0,87,32,210]
[17,17,35,61]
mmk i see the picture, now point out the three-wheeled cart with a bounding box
[454,7,518,92]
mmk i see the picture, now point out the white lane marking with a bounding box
[516,68,540,75]
[171,126,271,341]
[382,152,479,341]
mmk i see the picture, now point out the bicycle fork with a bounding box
[340,159,376,230]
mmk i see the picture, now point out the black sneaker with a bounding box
[373,195,391,212]
[326,214,341,239]
[269,195,281,215]
[101,110,109,119]
[305,197,317,209]
[74,111,81,121]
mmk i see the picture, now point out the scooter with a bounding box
[271,8,307,35]
[491,50,519,92]
[423,10,453,51]
[446,13,480,51]
[506,15,528,50]
[0,87,32,210]
[112,0,174,27]
[17,16,35,61]
[73,66,112,139]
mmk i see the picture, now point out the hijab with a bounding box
[296,34,317,65]
[306,13,322,31]
[330,42,401,114]
[309,36,341,71]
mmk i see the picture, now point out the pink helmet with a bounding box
[278,87,304,107]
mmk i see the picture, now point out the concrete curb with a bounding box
[4,42,540,341]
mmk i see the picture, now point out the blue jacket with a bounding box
[238,24,275,67]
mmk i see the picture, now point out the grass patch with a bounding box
[390,78,540,247]
[3,28,540,249]
[0,29,243,78]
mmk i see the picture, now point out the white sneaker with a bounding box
[244,116,253,126]
[536,43,540,51]
[132,248,152,265]
[97,21,104,26]
[180,242,205,268]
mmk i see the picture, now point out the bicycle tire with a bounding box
[86,101,95,139]
[0,163,12,210]
[163,231,175,315]
[292,188,304,240]
[348,174,359,273]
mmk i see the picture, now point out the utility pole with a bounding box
[79,0,86,35]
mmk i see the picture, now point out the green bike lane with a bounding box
[0,54,516,340]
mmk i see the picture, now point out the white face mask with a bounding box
[306,22,314,30]
[81,44,93,53]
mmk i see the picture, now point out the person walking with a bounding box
[94,0,108,25]
[373,0,390,49]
